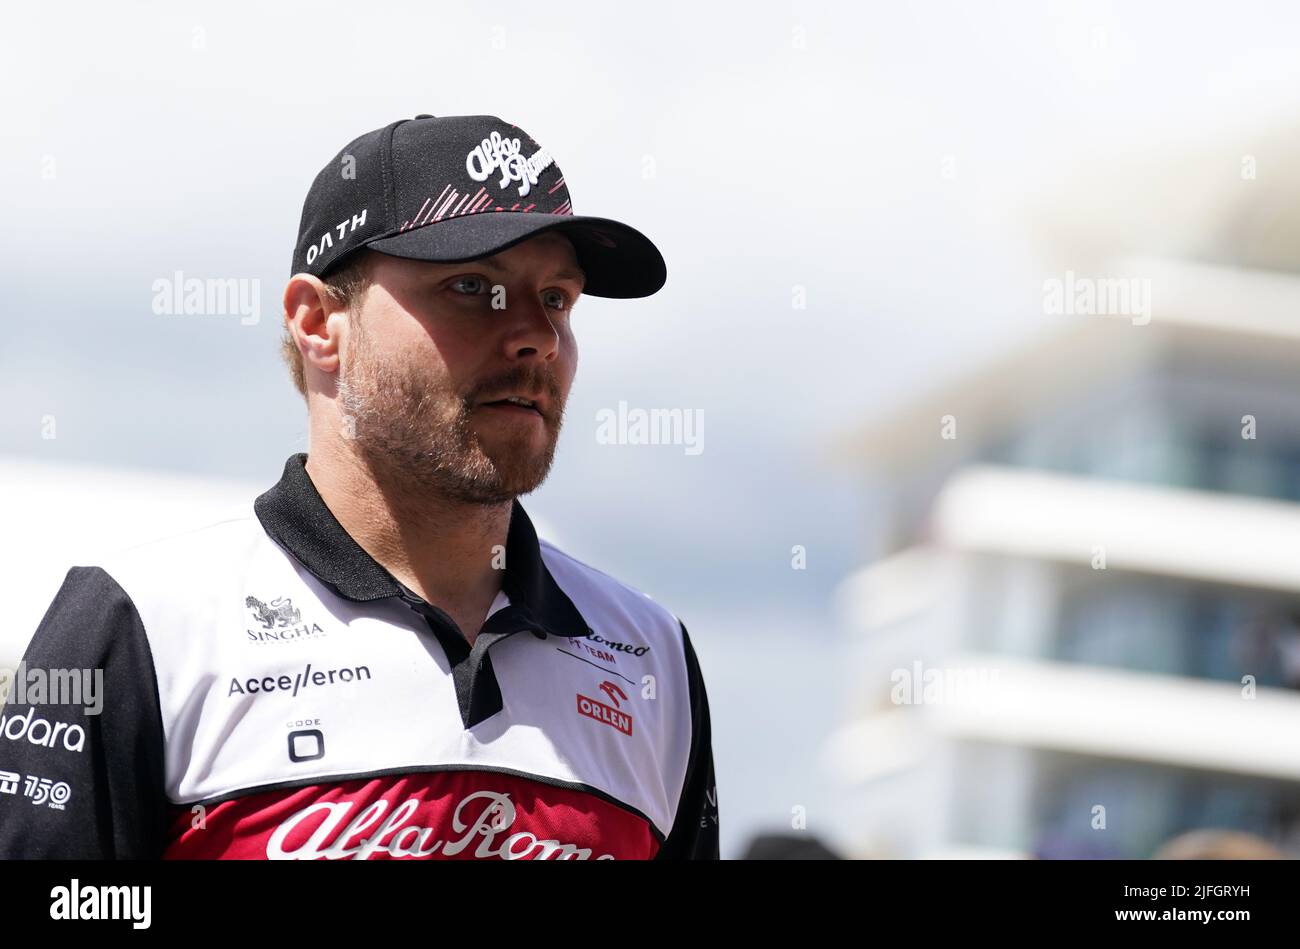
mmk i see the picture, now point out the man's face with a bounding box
[335,231,583,504]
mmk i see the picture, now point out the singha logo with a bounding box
[245,595,302,630]
[243,595,325,646]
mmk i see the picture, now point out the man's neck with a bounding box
[303,442,511,638]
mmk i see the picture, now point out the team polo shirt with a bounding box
[0,453,719,860]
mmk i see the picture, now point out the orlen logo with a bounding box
[576,681,632,737]
[0,707,86,754]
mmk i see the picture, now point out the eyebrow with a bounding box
[471,254,587,290]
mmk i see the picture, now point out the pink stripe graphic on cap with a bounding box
[420,185,454,226]
[436,187,483,222]
[412,197,432,224]
[432,188,460,222]
[450,192,473,217]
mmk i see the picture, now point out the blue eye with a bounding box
[543,289,573,311]
[447,277,574,312]
[450,276,488,295]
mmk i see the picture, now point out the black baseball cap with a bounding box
[290,114,666,298]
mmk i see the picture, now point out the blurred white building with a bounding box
[827,251,1300,858]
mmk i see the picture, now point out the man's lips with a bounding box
[476,400,545,420]
[475,391,550,419]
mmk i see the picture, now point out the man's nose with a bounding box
[500,293,561,361]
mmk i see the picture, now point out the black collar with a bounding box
[253,453,592,639]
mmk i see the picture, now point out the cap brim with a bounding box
[363,213,666,299]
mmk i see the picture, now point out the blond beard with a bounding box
[335,313,562,505]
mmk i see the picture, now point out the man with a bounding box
[0,114,719,860]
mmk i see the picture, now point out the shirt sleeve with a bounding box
[656,620,720,860]
[0,566,169,859]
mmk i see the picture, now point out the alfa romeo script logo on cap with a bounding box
[464,130,555,198]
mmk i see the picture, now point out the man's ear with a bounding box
[284,274,343,377]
